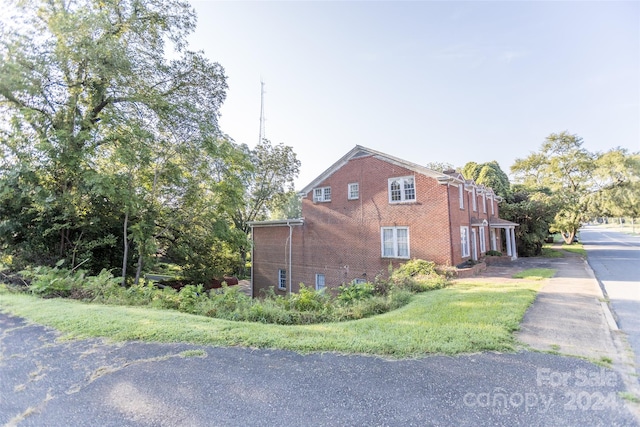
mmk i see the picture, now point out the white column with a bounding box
[505,228,512,257]
[510,227,518,260]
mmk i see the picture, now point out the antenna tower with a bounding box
[258,80,266,144]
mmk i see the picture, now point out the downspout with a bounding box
[288,221,293,296]
[446,184,454,266]
[250,226,254,298]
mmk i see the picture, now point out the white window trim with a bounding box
[381,226,410,259]
[348,183,359,200]
[458,184,464,209]
[313,186,331,202]
[460,226,470,258]
[388,176,416,204]
[472,188,477,212]
[278,269,286,290]
[490,196,495,215]
[482,193,487,213]
[315,273,325,291]
[479,227,486,253]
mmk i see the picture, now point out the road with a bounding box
[581,225,640,372]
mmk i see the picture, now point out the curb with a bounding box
[584,259,619,331]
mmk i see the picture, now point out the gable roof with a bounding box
[299,145,466,195]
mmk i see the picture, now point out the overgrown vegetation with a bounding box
[0,1,298,284]
[0,278,542,357]
[2,259,452,325]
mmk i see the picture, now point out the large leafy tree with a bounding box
[511,132,595,244]
[461,160,511,200]
[511,132,639,244]
[589,150,640,231]
[0,0,236,278]
[231,138,300,276]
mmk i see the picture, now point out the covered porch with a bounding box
[489,217,519,260]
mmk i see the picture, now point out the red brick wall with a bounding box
[251,226,292,296]
[251,155,506,295]
[253,155,459,294]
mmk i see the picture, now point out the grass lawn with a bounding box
[561,243,587,257]
[540,242,586,258]
[540,244,564,258]
[0,280,542,357]
[512,268,556,280]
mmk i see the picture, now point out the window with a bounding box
[472,188,477,211]
[482,194,487,213]
[315,274,325,291]
[381,226,410,258]
[348,183,359,200]
[278,269,286,290]
[388,176,416,203]
[490,196,495,215]
[353,278,367,284]
[458,184,464,209]
[313,187,331,202]
[460,226,470,258]
[479,227,486,253]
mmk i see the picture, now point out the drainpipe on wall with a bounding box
[250,226,254,298]
[288,222,293,296]
[446,185,454,266]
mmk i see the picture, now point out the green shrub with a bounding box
[395,259,437,277]
[202,285,252,319]
[400,275,449,293]
[337,281,375,304]
[486,250,503,256]
[78,269,122,301]
[21,265,84,298]
[290,283,330,311]
[372,274,393,296]
[151,287,181,310]
[17,262,430,325]
[178,284,205,314]
[123,283,158,306]
[245,300,296,325]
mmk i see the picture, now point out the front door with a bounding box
[471,228,478,261]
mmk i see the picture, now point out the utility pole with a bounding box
[258,80,266,144]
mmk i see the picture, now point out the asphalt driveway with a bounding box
[0,313,636,427]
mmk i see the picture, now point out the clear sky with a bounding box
[187,0,639,188]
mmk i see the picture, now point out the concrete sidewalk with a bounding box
[515,253,619,361]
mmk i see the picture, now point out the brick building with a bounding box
[249,146,518,296]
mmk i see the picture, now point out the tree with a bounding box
[511,132,595,244]
[0,0,237,279]
[500,187,557,256]
[231,139,300,276]
[424,161,454,173]
[270,191,302,220]
[512,133,639,244]
[589,150,640,231]
[461,161,511,200]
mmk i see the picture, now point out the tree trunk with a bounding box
[134,252,143,285]
[562,231,575,244]
[121,211,129,287]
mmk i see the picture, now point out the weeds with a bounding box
[4,259,450,325]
